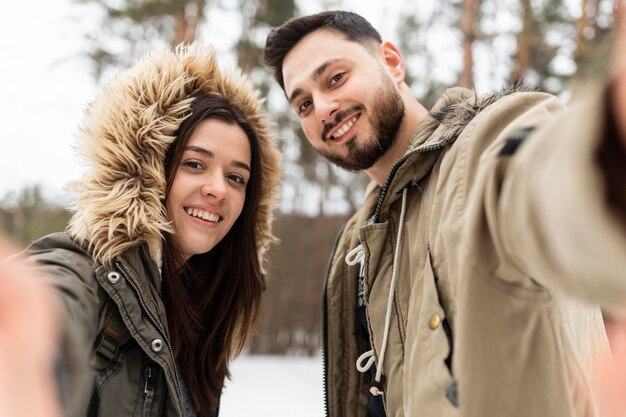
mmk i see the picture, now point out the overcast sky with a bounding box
[0,0,93,200]
[0,0,399,202]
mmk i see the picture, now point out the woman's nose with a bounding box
[200,176,227,201]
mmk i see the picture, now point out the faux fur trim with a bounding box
[429,80,539,143]
[68,43,281,267]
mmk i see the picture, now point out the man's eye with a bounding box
[330,72,344,85]
[298,100,312,114]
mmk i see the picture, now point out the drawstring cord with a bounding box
[350,188,409,397]
[345,244,365,267]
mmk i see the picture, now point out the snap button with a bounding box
[151,339,163,352]
[107,271,121,284]
[428,314,441,330]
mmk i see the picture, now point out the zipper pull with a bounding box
[144,366,154,394]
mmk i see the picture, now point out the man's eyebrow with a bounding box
[312,59,338,81]
[288,58,343,104]
[289,87,304,104]
[185,145,250,172]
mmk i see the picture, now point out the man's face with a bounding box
[282,29,405,172]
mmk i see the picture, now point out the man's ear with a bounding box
[379,41,406,84]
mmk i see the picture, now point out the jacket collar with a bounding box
[371,86,521,223]
[409,87,475,152]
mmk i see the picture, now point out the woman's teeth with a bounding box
[185,207,220,222]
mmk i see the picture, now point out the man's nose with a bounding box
[315,94,339,124]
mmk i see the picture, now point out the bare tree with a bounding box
[459,0,480,87]
[510,0,534,80]
[575,0,616,71]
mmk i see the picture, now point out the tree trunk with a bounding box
[458,0,480,88]
[173,1,205,46]
[510,0,533,82]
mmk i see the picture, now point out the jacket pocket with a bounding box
[89,342,130,414]
[422,247,454,389]
[91,344,150,417]
[404,246,460,413]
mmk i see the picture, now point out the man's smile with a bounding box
[329,114,360,141]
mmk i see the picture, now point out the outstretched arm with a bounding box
[600,16,626,413]
[0,237,61,417]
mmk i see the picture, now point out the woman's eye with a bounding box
[183,160,202,170]
[228,174,246,185]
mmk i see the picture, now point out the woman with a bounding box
[20,43,281,417]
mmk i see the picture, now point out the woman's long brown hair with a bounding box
[162,93,265,415]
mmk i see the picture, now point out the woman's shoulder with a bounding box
[26,231,97,274]
[29,231,88,255]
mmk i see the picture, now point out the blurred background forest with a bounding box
[0,0,622,355]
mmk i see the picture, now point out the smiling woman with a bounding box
[159,92,270,416]
[165,97,254,264]
[3,44,281,417]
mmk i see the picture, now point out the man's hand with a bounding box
[0,237,60,417]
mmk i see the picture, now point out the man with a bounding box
[264,10,626,417]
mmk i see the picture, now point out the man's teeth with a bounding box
[332,116,357,139]
[185,208,220,222]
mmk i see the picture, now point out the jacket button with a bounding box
[107,271,121,284]
[151,339,163,352]
[429,314,441,330]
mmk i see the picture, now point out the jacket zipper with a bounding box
[322,224,347,417]
[373,137,455,223]
[143,365,155,417]
[115,262,183,409]
[321,138,452,415]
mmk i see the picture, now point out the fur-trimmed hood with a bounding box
[68,43,281,266]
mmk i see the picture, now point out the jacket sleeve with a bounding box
[466,86,626,308]
[25,232,100,417]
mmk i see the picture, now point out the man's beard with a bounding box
[318,76,405,172]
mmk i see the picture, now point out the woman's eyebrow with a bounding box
[232,161,250,172]
[185,145,250,172]
[185,145,213,158]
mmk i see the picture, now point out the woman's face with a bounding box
[166,118,251,264]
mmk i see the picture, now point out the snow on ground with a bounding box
[220,354,324,417]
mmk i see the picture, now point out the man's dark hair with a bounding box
[264,10,382,90]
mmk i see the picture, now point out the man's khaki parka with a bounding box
[22,44,281,417]
[324,87,626,417]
